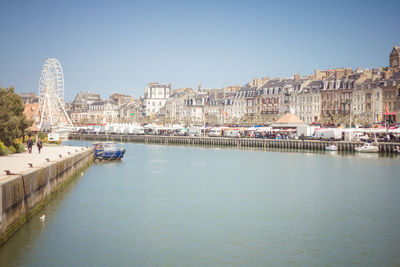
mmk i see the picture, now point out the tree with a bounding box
[0,87,31,146]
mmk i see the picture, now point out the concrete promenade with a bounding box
[0,144,93,245]
[0,145,90,180]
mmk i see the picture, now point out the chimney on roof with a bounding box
[294,74,300,82]
[372,71,381,80]
[363,69,372,78]
[345,68,352,77]
[383,70,392,79]
[252,78,263,88]
[260,77,269,88]
[314,69,320,80]
[335,69,345,79]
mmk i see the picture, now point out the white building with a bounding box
[143,82,171,117]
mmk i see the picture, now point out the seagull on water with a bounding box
[40,215,45,221]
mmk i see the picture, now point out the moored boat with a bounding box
[354,143,379,153]
[93,142,126,160]
[325,144,338,151]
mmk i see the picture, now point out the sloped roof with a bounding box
[28,124,40,132]
[391,46,400,55]
[24,103,39,121]
[73,91,100,104]
[261,78,293,89]
[275,113,304,124]
[238,83,255,91]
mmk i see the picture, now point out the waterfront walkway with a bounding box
[0,145,90,180]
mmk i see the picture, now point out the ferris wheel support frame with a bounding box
[36,58,73,130]
[56,93,73,126]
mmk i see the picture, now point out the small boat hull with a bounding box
[93,142,126,160]
[355,143,379,153]
[325,145,338,151]
[94,149,126,160]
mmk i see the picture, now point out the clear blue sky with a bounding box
[1,0,399,101]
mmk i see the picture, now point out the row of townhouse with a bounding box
[67,91,142,124]
[203,46,400,125]
[234,69,399,125]
[65,46,400,125]
[68,82,171,125]
[66,69,399,126]
[162,68,399,126]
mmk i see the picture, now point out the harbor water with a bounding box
[1,141,400,266]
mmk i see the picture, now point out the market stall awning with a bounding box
[275,113,305,124]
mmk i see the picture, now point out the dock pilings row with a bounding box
[70,133,400,154]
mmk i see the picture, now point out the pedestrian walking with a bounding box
[27,136,33,153]
[37,139,43,154]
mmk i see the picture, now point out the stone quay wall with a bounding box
[70,133,400,154]
[0,148,93,245]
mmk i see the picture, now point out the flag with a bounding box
[385,104,389,115]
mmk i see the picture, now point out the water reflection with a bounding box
[1,141,399,266]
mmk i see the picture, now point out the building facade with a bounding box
[390,46,400,69]
[143,82,171,117]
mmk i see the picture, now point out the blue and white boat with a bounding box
[93,142,126,160]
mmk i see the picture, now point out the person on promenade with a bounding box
[27,136,33,153]
[37,139,43,154]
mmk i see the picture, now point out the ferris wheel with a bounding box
[36,58,73,130]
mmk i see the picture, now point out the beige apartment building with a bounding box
[160,88,194,123]
[297,80,323,123]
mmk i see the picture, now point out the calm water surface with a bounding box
[1,141,400,266]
